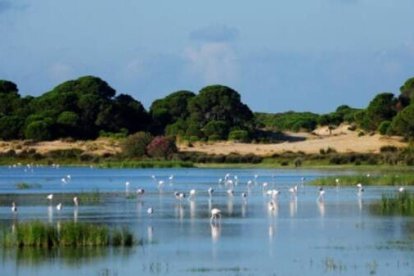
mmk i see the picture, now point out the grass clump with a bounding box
[371,191,414,216]
[1,221,135,248]
[310,174,414,186]
[16,182,42,190]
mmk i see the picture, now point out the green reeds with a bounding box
[16,182,42,190]
[371,191,414,216]
[310,174,414,186]
[1,221,135,248]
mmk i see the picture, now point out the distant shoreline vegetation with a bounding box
[1,144,414,169]
[0,75,414,143]
[1,76,414,168]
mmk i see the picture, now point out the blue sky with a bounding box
[1,0,413,113]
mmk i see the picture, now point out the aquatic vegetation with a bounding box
[78,189,102,203]
[310,174,414,186]
[370,191,414,216]
[1,221,135,248]
[16,182,42,190]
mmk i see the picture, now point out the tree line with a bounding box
[0,75,414,142]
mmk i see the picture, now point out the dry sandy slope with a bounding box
[179,125,407,156]
[0,138,121,156]
[0,125,407,157]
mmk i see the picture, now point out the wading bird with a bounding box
[210,208,221,225]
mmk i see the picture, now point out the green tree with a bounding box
[398,77,414,109]
[0,116,24,140]
[390,104,414,137]
[188,85,253,138]
[364,93,397,130]
[149,90,195,134]
[24,120,54,141]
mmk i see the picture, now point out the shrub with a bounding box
[380,145,398,153]
[146,136,177,159]
[121,132,153,158]
[378,120,391,135]
[228,129,250,142]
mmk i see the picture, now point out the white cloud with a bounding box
[185,42,239,84]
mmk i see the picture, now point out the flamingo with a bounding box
[208,187,214,198]
[136,188,145,196]
[11,202,17,213]
[317,187,325,202]
[210,208,221,224]
[189,189,196,200]
[73,196,79,207]
[175,191,186,202]
[289,185,298,196]
[357,183,364,194]
[268,200,276,211]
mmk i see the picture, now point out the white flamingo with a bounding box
[73,196,79,207]
[11,202,17,213]
[210,208,221,224]
[317,187,325,202]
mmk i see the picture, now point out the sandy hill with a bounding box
[179,125,407,156]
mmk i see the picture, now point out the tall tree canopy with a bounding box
[149,90,195,134]
[187,85,254,139]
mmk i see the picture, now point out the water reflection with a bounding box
[189,200,196,219]
[289,197,297,217]
[210,224,221,243]
[47,206,53,223]
[73,208,78,223]
[317,201,325,217]
[268,224,276,242]
[175,204,185,222]
[147,226,154,243]
[6,247,111,267]
[227,198,234,215]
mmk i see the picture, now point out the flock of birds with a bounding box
[7,170,408,227]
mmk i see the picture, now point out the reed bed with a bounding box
[370,191,414,216]
[1,221,135,248]
[310,174,414,186]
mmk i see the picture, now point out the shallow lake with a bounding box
[0,166,413,275]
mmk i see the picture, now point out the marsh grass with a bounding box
[370,191,414,216]
[77,189,102,203]
[16,182,42,190]
[1,221,135,248]
[310,174,414,186]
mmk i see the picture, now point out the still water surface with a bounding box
[0,166,413,275]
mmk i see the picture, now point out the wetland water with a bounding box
[0,166,413,275]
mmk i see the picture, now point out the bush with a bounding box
[146,136,177,159]
[228,129,250,142]
[121,132,153,158]
[378,120,391,135]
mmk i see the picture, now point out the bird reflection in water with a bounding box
[210,224,221,243]
[227,197,234,216]
[48,205,53,223]
[175,204,185,222]
[73,208,78,223]
[268,224,276,241]
[289,197,297,217]
[317,200,325,217]
[147,226,154,243]
[241,201,247,218]
[189,200,196,219]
